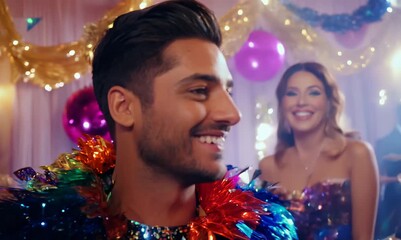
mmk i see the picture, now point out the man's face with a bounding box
[136,38,241,185]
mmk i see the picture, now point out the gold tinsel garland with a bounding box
[0,0,152,91]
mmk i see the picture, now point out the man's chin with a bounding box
[205,164,227,182]
[216,165,228,179]
[188,167,226,184]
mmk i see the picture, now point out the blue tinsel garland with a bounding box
[281,0,391,33]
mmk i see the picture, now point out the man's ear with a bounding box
[108,86,138,128]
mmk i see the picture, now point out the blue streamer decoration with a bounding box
[281,0,391,33]
[26,17,42,31]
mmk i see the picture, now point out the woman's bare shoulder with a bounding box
[345,139,373,154]
[259,155,277,181]
[259,155,276,170]
[344,138,375,164]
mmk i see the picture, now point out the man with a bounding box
[92,0,241,227]
[375,103,401,238]
[0,1,296,239]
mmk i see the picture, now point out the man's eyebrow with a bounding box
[177,73,233,88]
[177,73,220,84]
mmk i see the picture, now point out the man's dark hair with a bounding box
[92,0,222,139]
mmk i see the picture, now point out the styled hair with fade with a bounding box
[92,0,222,139]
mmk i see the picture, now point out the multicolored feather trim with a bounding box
[0,135,297,239]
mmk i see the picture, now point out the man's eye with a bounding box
[226,86,233,97]
[285,91,297,96]
[190,87,208,95]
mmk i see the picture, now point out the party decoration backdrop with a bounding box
[0,0,395,90]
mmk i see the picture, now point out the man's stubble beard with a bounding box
[137,112,222,185]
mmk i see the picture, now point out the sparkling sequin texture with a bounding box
[126,221,189,239]
[274,180,352,240]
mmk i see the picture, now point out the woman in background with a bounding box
[259,62,379,239]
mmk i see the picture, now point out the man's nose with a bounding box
[211,91,241,126]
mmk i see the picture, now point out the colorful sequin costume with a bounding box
[0,136,297,239]
[273,180,352,240]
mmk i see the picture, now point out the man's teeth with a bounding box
[198,136,225,144]
[295,111,312,116]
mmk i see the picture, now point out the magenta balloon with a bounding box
[234,30,285,82]
[62,87,111,143]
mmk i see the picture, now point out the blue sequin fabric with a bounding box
[273,180,352,240]
[125,221,189,239]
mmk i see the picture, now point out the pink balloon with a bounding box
[62,87,111,143]
[234,30,285,82]
[334,25,368,49]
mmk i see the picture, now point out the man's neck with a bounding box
[109,160,197,227]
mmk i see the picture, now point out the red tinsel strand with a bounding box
[190,176,268,239]
[75,135,116,175]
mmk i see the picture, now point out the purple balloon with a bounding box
[62,86,111,143]
[234,30,285,82]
